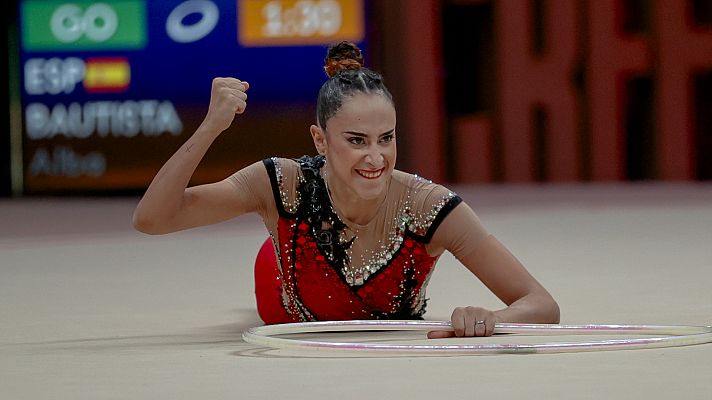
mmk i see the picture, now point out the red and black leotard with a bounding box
[253,156,463,324]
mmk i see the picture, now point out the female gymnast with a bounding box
[132,41,560,338]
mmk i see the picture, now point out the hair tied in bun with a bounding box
[323,41,364,78]
[338,75,353,85]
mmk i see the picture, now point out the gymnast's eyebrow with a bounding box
[342,129,395,137]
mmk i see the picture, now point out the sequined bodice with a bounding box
[260,156,462,323]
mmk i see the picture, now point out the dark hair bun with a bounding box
[324,41,364,78]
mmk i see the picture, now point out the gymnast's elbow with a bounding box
[547,297,561,324]
[132,209,171,235]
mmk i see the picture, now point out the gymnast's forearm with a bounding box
[494,292,560,325]
[133,77,249,234]
[132,123,221,234]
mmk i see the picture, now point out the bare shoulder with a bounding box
[266,157,302,178]
[391,169,455,197]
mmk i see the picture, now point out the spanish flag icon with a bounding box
[83,57,131,93]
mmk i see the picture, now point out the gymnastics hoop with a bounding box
[242,320,712,355]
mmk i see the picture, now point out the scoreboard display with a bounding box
[17,0,366,193]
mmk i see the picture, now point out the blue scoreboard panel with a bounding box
[18,0,366,193]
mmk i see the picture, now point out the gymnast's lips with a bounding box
[355,168,384,179]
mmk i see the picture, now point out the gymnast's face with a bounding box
[310,92,397,201]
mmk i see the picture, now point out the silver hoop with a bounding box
[243,320,712,356]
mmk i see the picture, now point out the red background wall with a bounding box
[371,0,712,183]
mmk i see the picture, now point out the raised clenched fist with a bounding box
[203,77,250,134]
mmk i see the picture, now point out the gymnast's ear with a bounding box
[310,124,328,155]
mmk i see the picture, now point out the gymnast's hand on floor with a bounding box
[202,77,250,134]
[427,306,498,338]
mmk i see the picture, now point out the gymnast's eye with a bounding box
[379,134,394,143]
[347,136,365,145]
